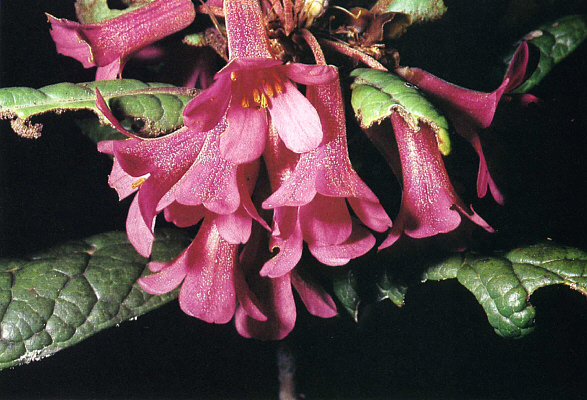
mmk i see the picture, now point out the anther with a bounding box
[260,94,268,108]
[252,89,261,104]
[241,96,250,108]
[230,72,237,81]
[131,177,147,189]
[265,83,274,98]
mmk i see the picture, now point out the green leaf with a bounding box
[0,229,190,370]
[350,68,451,155]
[332,269,361,322]
[376,272,407,307]
[422,243,587,338]
[75,0,154,24]
[0,80,198,139]
[371,0,447,23]
[510,15,587,93]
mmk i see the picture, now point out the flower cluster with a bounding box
[376,42,535,248]
[48,0,534,339]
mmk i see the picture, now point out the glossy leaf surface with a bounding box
[0,229,190,370]
[511,14,587,93]
[423,243,587,338]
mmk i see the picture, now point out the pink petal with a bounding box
[177,221,239,324]
[233,265,266,322]
[96,58,124,80]
[260,214,303,278]
[281,63,338,85]
[235,274,296,340]
[390,113,464,239]
[397,67,502,129]
[216,57,282,76]
[299,195,352,246]
[347,197,392,233]
[215,207,253,244]
[463,124,504,204]
[138,258,189,295]
[126,195,155,257]
[379,228,401,250]
[306,77,381,203]
[107,156,147,201]
[269,80,323,153]
[236,162,271,231]
[163,202,206,228]
[183,76,231,132]
[261,152,318,208]
[455,204,494,233]
[95,88,134,138]
[271,206,298,239]
[173,126,241,215]
[503,42,531,93]
[397,42,530,131]
[46,14,95,68]
[291,271,337,318]
[309,222,375,266]
[219,99,268,163]
[149,261,168,273]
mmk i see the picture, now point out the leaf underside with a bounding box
[75,0,155,24]
[0,229,190,370]
[0,80,198,138]
[350,68,449,132]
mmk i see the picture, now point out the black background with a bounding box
[2,0,587,398]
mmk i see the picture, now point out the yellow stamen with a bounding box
[274,81,284,94]
[241,96,250,108]
[131,177,147,189]
[260,93,268,108]
[252,88,261,104]
[265,83,274,98]
[230,72,237,81]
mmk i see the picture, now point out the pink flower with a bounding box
[95,89,266,257]
[47,0,195,80]
[182,0,338,164]
[138,216,266,324]
[378,113,493,249]
[395,42,534,204]
[259,73,392,277]
[235,269,337,340]
[234,222,337,340]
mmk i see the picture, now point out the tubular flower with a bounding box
[95,89,266,257]
[182,0,338,164]
[259,74,392,277]
[139,216,266,324]
[47,0,195,80]
[234,221,337,340]
[378,113,493,249]
[395,42,534,204]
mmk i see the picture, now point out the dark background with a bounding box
[2,0,587,398]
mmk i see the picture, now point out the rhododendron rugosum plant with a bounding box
[87,0,538,338]
[7,0,586,389]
